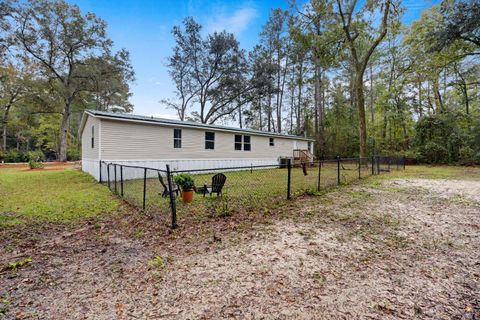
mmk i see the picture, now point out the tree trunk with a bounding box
[238,106,243,128]
[297,61,303,134]
[314,56,324,154]
[59,102,72,162]
[267,94,272,132]
[369,64,374,123]
[432,77,443,113]
[417,78,423,117]
[289,82,295,133]
[463,82,469,115]
[2,106,10,152]
[277,52,289,134]
[354,74,367,157]
[258,99,263,130]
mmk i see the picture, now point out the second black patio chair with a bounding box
[198,173,227,197]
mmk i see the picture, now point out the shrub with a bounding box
[28,159,44,169]
[67,148,81,161]
[474,151,480,165]
[413,113,467,164]
[173,173,195,191]
[458,147,475,165]
[27,151,46,162]
[3,149,27,163]
[418,142,448,164]
[27,151,45,169]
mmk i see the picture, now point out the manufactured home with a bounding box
[79,110,315,181]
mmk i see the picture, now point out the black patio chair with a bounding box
[158,173,181,198]
[198,173,227,197]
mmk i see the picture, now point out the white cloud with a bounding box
[206,6,258,35]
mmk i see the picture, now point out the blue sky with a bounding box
[68,0,437,118]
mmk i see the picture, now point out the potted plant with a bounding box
[173,173,195,203]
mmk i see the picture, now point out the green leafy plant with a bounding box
[6,257,32,271]
[67,148,81,161]
[0,296,10,317]
[3,149,27,163]
[148,256,165,269]
[173,173,195,191]
[458,147,475,165]
[27,151,45,169]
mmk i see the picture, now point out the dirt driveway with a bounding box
[1,173,479,319]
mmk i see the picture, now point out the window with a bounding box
[234,135,251,151]
[205,132,215,149]
[234,135,242,150]
[173,129,182,148]
[243,135,251,151]
[269,138,275,146]
[91,126,94,149]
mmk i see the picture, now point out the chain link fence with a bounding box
[100,156,405,228]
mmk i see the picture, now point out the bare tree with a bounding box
[167,18,276,124]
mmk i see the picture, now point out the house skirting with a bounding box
[82,158,280,182]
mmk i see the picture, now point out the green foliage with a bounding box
[28,160,44,169]
[6,257,32,271]
[173,173,195,191]
[418,142,449,164]
[413,113,475,164]
[0,296,10,317]
[458,147,476,165]
[26,151,45,169]
[27,150,45,162]
[3,149,27,163]
[67,148,81,161]
[148,256,165,269]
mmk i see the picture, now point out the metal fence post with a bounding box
[317,161,321,192]
[337,156,341,185]
[99,161,102,183]
[377,156,380,175]
[371,156,375,176]
[358,158,361,179]
[287,158,292,200]
[143,168,147,211]
[114,164,117,194]
[107,164,111,189]
[403,156,406,170]
[166,165,178,229]
[120,165,124,197]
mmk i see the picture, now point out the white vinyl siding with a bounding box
[99,118,310,160]
[81,116,100,160]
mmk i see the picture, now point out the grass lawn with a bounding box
[0,168,119,227]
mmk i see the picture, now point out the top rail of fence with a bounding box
[100,161,168,173]
[171,163,282,174]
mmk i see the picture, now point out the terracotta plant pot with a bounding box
[182,190,194,203]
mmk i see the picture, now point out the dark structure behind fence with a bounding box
[99,156,405,229]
